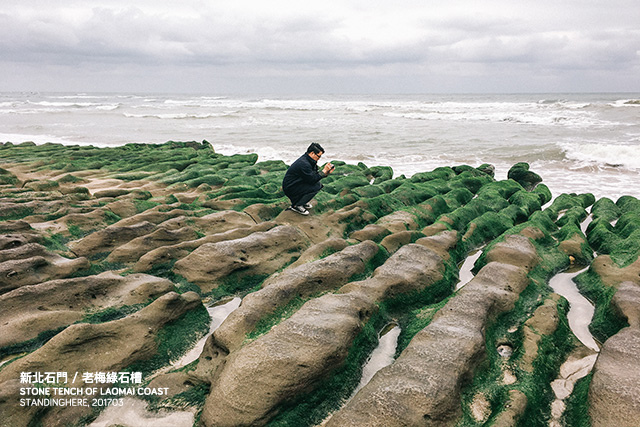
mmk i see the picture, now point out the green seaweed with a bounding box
[42,232,70,252]
[382,255,461,355]
[573,268,629,344]
[69,260,127,278]
[126,303,211,375]
[562,373,592,427]
[146,262,203,296]
[591,197,619,222]
[519,298,574,426]
[208,273,271,301]
[0,327,67,359]
[0,205,34,221]
[507,162,542,191]
[246,296,309,342]
[80,304,147,324]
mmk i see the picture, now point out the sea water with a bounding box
[1,92,639,200]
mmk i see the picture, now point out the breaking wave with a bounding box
[560,142,640,170]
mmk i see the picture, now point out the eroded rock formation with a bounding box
[0,141,638,427]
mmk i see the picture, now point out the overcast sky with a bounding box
[1,0,639,94]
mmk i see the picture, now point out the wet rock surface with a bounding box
[0,141,639,426]
[0,271,174,349]
[326,243,534,426]
[201,241,448,426]
[589,327,640,427]
[202,240,380,358]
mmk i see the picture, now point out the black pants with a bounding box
[289,188,320,207]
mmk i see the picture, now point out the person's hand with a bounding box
[323,163,335,174]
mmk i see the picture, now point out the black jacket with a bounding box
[282,154,324,201]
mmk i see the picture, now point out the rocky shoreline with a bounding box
[1,140,639,426]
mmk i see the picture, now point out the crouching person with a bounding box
[282,142,335,215]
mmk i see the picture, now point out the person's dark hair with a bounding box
[306,142,324,155]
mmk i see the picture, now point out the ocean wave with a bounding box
[560,142,640,170]
[382,109,601,127]
[162,97,229,107]
[610,99,640,107]
[96,104,120,111]
[27,101,101,108]
[132,97,602,118]
[48,95,113,100]
[123,112,235,119]
[537,98,568,104]
[259,99,337,111]
[382,112,439,121]
[0,109,22,115]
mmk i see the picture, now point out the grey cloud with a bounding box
[1,1,639,93]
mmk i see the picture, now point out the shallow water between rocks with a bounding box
[352,324,401,396]
[89,297,242,427]
[456,248,484,291]
[317,323,401,426]
[548,265,600,426]
[89,398,195,427]
[549,266,598,352]
[174,297,242,368]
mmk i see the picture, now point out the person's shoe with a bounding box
[289,205,309,215]
[302,203,313,209]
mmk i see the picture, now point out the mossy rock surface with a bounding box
[0,141,637,427]
[507,162,543,191]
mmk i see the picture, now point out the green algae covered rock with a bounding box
[0,167,19,185]
[556,209,594,264]
[3,142,640,427]
[477,179,524,199]
[409,166,455,183]
[24,180,60,192]
[323,174,371,194]
[507,162,542,191]
[462,211,515,250]
[390,182,440,205]
[557,206,589,228]
[476,163,496,177]
[532,183,552,205]
[546,192,595,220]
[352,184,385,199]
[509,190,542,216]
[359,194,408,219]
[448,171,494,194]
[376,177,405,193]
[252,159,288,172]
[443,187,475,209]
[617,195,640,216]
[587,200,640,267]
[363,165,394,184]
[592,197,620,222]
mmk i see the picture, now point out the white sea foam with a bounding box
[27,101,101,108]
[560,142,640,170]
[123,112,231,119]
[96,104,120,111]
[611,99,640,107]
[382,102,610,128]
[49,94,114,100]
